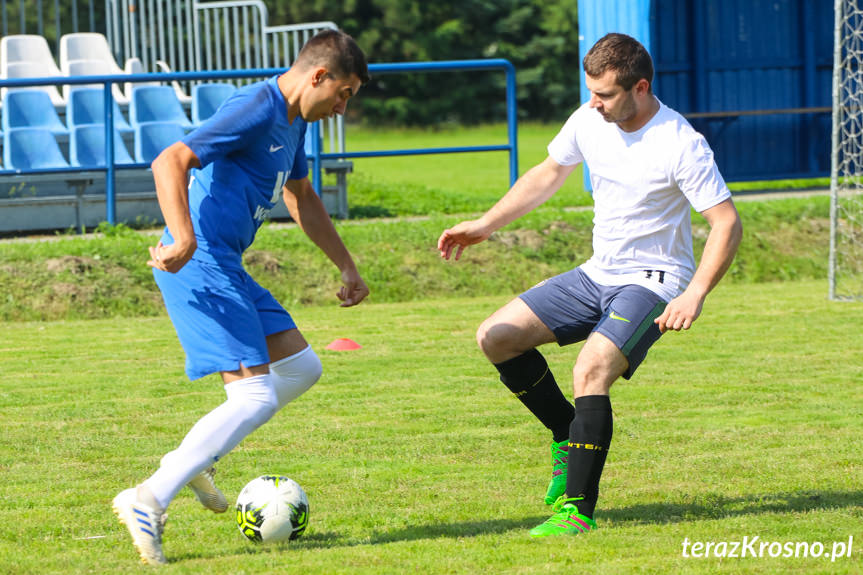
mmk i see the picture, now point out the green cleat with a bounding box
[544,439,569,504]
[530,496,597,537]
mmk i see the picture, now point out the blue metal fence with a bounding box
[0,58,518,224]
[317,60,519,191]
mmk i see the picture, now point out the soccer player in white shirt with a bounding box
[437,33,742,537]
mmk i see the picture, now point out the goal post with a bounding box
[830,0,863,300]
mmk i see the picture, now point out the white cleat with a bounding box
[112,487,168,566]
[187,467,229,513]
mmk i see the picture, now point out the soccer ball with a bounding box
[235,475,309,543]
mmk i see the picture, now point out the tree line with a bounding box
[269,0,580,126]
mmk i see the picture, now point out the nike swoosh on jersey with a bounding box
[269,144,285,152]
[609,311,631,322]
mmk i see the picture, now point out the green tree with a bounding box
[267,0,580,125]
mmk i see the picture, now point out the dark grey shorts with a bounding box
[519,267,667,379]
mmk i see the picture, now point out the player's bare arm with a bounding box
[655,198,742,333]
[437,156,576,260]
[148,141,201,273]
[283,177,369,307]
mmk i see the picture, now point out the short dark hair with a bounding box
[582,33,653,92]
[295,29,370,85]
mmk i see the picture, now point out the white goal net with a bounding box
[830,0,863,300]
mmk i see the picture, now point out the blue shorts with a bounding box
[519,267,667,379]
[154,259,297,380]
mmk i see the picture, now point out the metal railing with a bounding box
[1,0,100,51]
[0,58,518,224]
[310,59,519,196]
[104,1,345,156]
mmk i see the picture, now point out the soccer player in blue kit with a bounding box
[112,30,369,565]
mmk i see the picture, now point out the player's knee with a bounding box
[256,380,281,422]
[476,321,490,354]
[270,346,323,409]
[476,318,515,359]
[572,361,615,397]
[476,321,500,360]
[296,350,323,390]
[224,373,281,425]
[259,397,280,423]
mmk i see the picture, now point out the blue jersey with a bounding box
[161,76,308,269]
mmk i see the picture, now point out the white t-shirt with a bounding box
[547,99,731,301]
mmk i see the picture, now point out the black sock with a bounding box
[565,395,613,519]
[494,349,574,442]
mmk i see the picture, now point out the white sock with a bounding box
[270,345,322,408]
[144,373,279,509]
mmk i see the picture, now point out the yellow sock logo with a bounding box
[568,442,605,451]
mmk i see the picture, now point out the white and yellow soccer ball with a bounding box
[235,475,309,543]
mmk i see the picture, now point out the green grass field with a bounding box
[0,122,855,573]
[0,195,834,321]
[336,122,828,218]
[1,279,862,574]
[340,122,592,217]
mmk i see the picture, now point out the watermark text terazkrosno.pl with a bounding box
[681,536,853,562]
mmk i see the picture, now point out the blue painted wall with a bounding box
[578,0,653,116]
[577,0,832,182]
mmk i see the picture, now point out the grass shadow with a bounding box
[349,205,394,219]
[170,517,544,562]
[299,490,863,549]
[601,490,863,526]
[371,515,544,544]
[297,516,543,551]
[170,490,863,562]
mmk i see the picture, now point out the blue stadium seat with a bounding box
[3,127,70,170]
[70,124,134,167]
[134,121,185,163]
[1,91,68,136]
[67,88,133,134]
[63,59,122,103]
[191,83,237,125]
[130,85,192,129]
